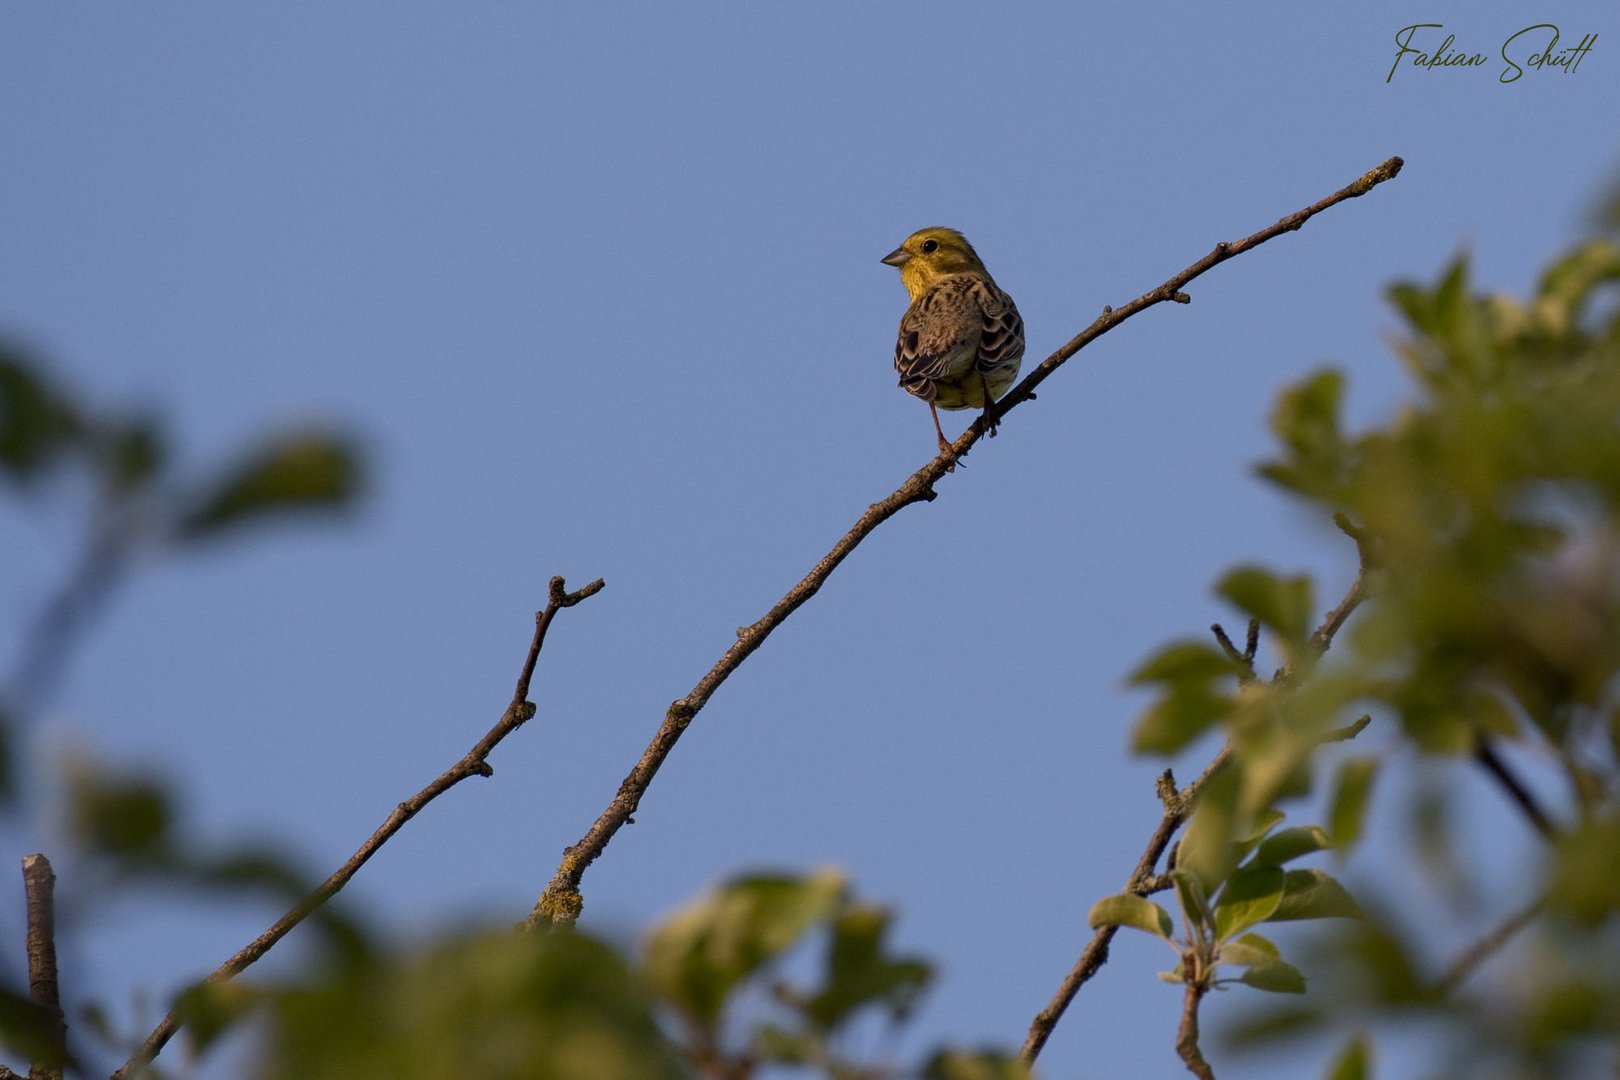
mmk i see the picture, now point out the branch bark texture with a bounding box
[22,854,66,1080]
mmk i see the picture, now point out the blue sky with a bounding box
[3,3,1617,1077]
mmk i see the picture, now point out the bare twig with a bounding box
[1291,513,1379,671]
[22,855,66,1080]
[112,575,603,1080]
[1175,976,1217,1080]
[1473,738,1557,840]
[1022,522,1382,1065]
[1211,618,1260,682]
[529,155,1406,931]
[1306,567,1371,664]
[1436,895,1544,995]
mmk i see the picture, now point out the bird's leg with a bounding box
[930,403,959,469]
[980,374,1000,438]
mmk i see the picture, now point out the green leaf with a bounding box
[1129,641,1239,685]
[1129,641,1238,755]
[643,870,845,1030]
[1217,942,1270,968]
[1328,757,1380,852]
[1087,894,1174,939]
[0,346,81,484]
[1254,825,1333,867]
[1548,815,1620,923]
[921,1048,1034,1080]
[1387,274,1440,337]
[804,902,933,1030]
[1430,254,1472,342]
[1172,868,1212,935]
[1239,959,1307,994]
[179,431,362,540]
[1223,1005,1322,1046]
[67,762,173,862]
[93,413,167,494]
[1233,932,1279,958]
[1227,807,1291,866]
[1271,869,1362,922]
[0,987,70,1070]
[753,1023,821,1065]
[1262,368,1347,496]
[1176,767,1240,895]
[1219,932,1280,968]
[1323,1034,1372,1080]
[1534,240,1620,329]
[1132,690,1232,756]
[175,980,265,1054]
[1213,866,1285,941]
[1217,566,1314,657]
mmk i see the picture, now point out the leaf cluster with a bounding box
[1120,235,1620,1076]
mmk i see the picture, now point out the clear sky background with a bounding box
[3,3,1618,1077]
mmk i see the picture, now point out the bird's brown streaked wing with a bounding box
[893,277,982,396]
[972,281,1024,378]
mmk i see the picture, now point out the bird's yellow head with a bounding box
[881,227,990,300]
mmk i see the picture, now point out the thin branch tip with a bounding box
[1211,621,1258,680]
[564,577,606,605]
[1155,769,1178,808]
[1363,156,1405,188]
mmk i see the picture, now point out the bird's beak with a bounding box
[881,246,911,267]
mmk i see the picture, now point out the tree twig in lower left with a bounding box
[110,575,604,1080]
[22,853,67,1080]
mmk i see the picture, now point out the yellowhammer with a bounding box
[882,227,1025,457]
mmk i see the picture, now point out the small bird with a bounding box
[882,227,1024,459]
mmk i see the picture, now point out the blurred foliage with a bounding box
[0,340,361,541]
[0,340,364,1073]
[1126,231,1620,1077]
[0,343,362,780]
[247,872,987,1080]
[261,929,683,1080]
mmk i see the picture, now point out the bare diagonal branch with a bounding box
[112,575,603,1080]
[529,156,1406,930]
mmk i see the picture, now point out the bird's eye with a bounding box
[921,238,939,254]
